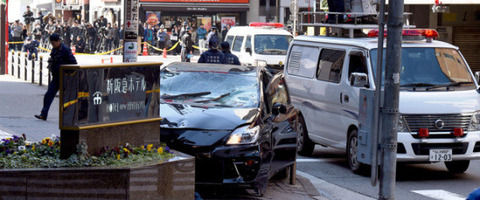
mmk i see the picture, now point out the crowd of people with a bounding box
[8,6,233,60]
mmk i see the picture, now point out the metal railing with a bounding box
[298,11,415,38]
[8,51,51,86]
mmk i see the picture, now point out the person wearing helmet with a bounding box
[198,38,225,64]
[220,42,240,65]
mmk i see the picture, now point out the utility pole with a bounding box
[379,0,404,199]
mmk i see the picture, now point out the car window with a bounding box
[233,36,244,52]
[245,36,252,51]
[348,52,368,87]
[317,49,346,83]
[225,36,234,49]
[287,45,320,78]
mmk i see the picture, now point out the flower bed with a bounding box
[0,135,174,168]
[0,135,195,200]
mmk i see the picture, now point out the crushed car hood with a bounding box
[160,103,260,130]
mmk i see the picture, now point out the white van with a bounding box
[285,29,480,174]
[225,23,293,71]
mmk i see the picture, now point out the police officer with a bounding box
[198,38,225,64]
[220,42,240,65]
[35,34,77,121]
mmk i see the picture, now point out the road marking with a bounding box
[296,158,344,163]
[412,190,465,200]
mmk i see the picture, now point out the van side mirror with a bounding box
[272,103,287,116]
[246,47,252,55]
[350,72,369,88]
[475,71,480,83]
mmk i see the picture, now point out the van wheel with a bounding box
[296,115,315,156]
[347,129,368,174]
[445,160,470,173]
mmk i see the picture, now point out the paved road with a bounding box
[297,145,480,200]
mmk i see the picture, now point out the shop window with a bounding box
[317,49,346,83]
[233,36,244,52]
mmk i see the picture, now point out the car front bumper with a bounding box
[396,131,480,162]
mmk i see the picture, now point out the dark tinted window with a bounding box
[317,49,346,83]
[225,36,234,49]
[233,36,244,52]
[245,36,252,50]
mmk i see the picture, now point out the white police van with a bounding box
[224,23,293,71]
[285,28,480,174]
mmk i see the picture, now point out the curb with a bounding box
[296,170,375,200]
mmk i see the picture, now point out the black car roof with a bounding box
[164,62,257,74]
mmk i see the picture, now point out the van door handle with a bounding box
[344,94,349,103]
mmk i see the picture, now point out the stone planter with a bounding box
[0,153,195,200]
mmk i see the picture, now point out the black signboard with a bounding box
[60,63,161,129]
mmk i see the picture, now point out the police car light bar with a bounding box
[368,29,439,40]
[249,22,284,28]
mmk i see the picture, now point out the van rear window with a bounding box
[287,45,320,78]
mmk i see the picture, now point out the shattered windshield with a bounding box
[160,69,259,108]
[254,35,292,55]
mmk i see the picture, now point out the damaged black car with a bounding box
[160,62,299,196]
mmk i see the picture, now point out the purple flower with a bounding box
[165,146,170,153]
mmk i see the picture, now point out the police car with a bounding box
[224,22,293,72]
[285,28,480,174]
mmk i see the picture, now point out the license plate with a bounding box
[429,149,452,162]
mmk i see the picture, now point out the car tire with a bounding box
[296,115,315,156]
[347,129,368,174]
[445,160,470,173]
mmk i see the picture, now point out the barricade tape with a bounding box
[8,41,25,44]
[37,46,123,56]
[144,41,180,52]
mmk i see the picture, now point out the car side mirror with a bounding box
[272,103,287,116]
[350,72,369,88]
[246,47,252,55]
[475,71,480,83]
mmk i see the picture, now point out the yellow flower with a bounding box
[48,140,54,147]
[116,154,121,160]
[42,137,51,145]
[123,148,130,154]
[157,147,163,154]
[141,145,145,150]
[146,144,153,151]
[32,145,35,151]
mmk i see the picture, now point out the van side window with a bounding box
[245,36,252,51]
[317,49,346,83]
[287,45,320,78]
[233,36,244,52]
[226,36,234,48]
[348,52,368,87]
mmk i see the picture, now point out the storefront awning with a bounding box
[140,3,249,12]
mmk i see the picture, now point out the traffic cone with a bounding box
[142,42,148,56]
[72,46,76,55]
[163,48,167,58]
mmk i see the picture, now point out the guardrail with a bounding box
[8,51,51,86]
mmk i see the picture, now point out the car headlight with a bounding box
[397,115,410,132]
[468,112,480,131]
[254,60,267,67]
[226,125,260,145]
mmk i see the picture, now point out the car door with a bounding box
[340,50,371,145]
[265,73,297,175]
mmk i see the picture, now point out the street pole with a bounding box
[371,0,386,187]
[293,0,297,36]
[122,0,139,63]
[379,0,404,199]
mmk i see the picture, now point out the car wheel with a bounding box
[347,129,367,174]
[445,160,470,173]
[296,115,315,156]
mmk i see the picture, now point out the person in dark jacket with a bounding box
[24,37,39,61]
[75,36,85,53]
[180,27,193,62]
[220,42,240,65]
[35,34,77,121]
[198,38,225,64]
